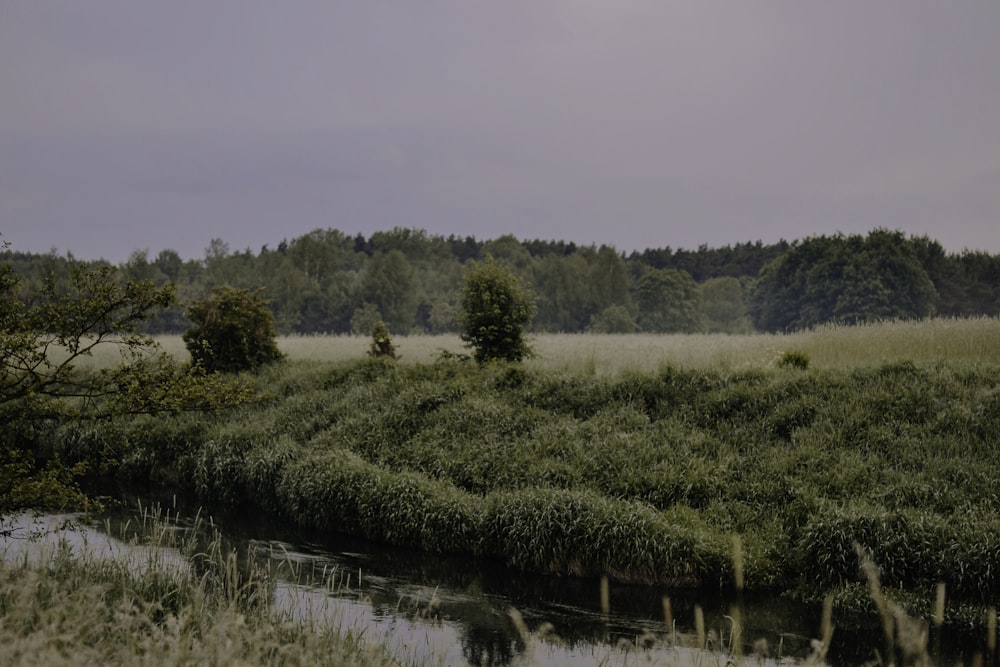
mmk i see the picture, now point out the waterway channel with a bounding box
[0,500,985,666]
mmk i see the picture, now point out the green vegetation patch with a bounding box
[36,355,1000,620]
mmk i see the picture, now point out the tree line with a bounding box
[3,227,998,336]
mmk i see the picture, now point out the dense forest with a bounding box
[3,227,998,335]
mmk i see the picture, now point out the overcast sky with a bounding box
[3,1,999,263]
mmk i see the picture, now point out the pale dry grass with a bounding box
[69,317,1000,375]
[0,508,406,667]
[274,317,1000,374]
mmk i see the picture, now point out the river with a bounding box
[0,500,984,666]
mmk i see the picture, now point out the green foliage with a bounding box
[751,229,939,332]
[700,276,752,333]
[458,256,536,363]
[0,260,254,422]
[0,450,90,512]
[586,305,639,333]
[350,302,382,336]
[19,336,1000,618]
[367,320,397,360]
[360,249,419,333]
[1,262,174,422]
[484,487,730,585]
[635,267,702,333]
[7,228,1000,337]
[183,286,284,373]
[0,255,256,514]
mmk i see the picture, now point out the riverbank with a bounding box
[41,353,1000,631]
[0,510,406,667]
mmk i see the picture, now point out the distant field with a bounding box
[135,317,1000,374]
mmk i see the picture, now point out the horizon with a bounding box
[3,224,992,265]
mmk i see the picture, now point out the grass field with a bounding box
[128,316,1000,374]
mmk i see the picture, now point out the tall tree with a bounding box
[534,253,593,332]
[700,277,751,333]
[750,230,939,332]
[635,268,702,333]
[360,250,418,333]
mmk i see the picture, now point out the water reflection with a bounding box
[0,504,983,666]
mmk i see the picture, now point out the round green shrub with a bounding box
[183,287,284,373]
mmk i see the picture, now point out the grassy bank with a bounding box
[27,320,1000,631]
[0,511,405,667]
[44,330,1000,630]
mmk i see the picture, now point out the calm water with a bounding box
[0,502,987,666]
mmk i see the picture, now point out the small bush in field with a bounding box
[368,320,397,360]
[183,286,284,373]
[778,350,810,370]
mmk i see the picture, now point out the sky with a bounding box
[2,1,999,263]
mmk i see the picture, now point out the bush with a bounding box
[183,287,284,373]
[367,320,397,360]
[458,256,536,364]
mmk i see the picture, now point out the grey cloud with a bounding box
[2,1,999,261]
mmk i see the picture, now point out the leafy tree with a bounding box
[360,250,419,333]
[1,262,248,425]
[590,245,632,314]
[153,248,184,282]
[700,277,752,333]
[953,251,1000,317]
[459,256,536,363]
[350,303,382,336]
[1,254,253,512]
[426,299,459,334]
[183,287,284,373]
[121,249,168,285]
[586,305,639,333]
[635,268,702,333]
[750,230,939,332]
[534,253,593,332]
[481,235,535,275]
[446,234,482,263]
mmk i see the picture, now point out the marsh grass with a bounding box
[0,508,837,666]
[0,506,406,667]
[83,353,1000,606]
[31,317,1000,662]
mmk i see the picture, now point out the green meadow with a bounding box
[47,318,1000,631]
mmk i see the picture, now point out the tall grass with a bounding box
[37,317,1000,648]
[6,508,988,665]
[116,317,1000,375]
[0,507,405,667]
[83,354,1000,613]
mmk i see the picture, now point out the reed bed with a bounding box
[0,507,830,666]
[0,506,406,667]
[73,353,1000,620]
